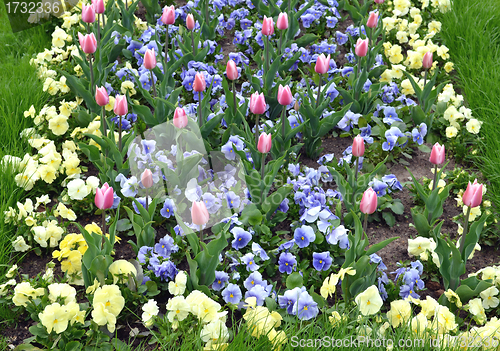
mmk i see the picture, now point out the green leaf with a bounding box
[65,341,82,351]
[382,212,396,227]
[389,201,404,215]
[286,272,303,289]
[365,236,399,256]
[418,144,432,153]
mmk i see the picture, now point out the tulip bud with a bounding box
[360,188,377,214]
[193,72,206,92]
[355,38,369,57]
[78,32,97,54]
[161,5,175,25]
[374,0,384,3]
[95,86,109,106]
[81,4,95,23]
[249,92,266,115]
[367,11,379,28]
[429,142,445,165]
[462,179,483,208]
[91,0,104,14]
[144,48,157,70]
[261,15,274,36]
[186,14,195,30]
[191,201,209,226]
[294,100,300,111]
[315,53,331,74]
[422,51,433,69]
[258,132,272,153]
[277,13,288,30]
[173,107,188,128]
[114,95,128,116]
[277,84,293,106]
[95,183,114,210]
[141,169,154,188]
[226,60,238,80]
[352,135,365,157]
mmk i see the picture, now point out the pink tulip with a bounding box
[193,72,206,92]
[261,16,274,36]
[191,201,209,226]
[429,142,445,165]
[352,135,365,157]
[78,32,97,54]
[141,169,154,189]
[95,183,114,210]
[226,60,238,80]
[367,11,379,28]
[315,53,331,74]
[277,13,288,30]
[161,5,175,25]
[462,180,483,208]
[144,48,157,70]
[95,86,109,106]
[81,4,96,23]
[374,0,384,3]
[257,133,272,153]
[114,95,128,116]
[277,84,293,106]
[91,0,104,14]
[360,188,377,214]
[249,92,266,115]
[355,38,369,57]
[422,51,433,69]
[173,107,188,128]
[186,14,195,30]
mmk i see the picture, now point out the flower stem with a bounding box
[459,206,472,256]
[102,13,106,27]
[199,225,203,244]
[363,213,368,234]
[89,54,94,97]
[164,25,169,74]
[352,156,359,206]
[255,113,260,145]
[102,210,106,238]
[316,75,322,109]
[191,30,196,55]
[279,30,283,55]
[432,163,438,192]
[261,152,266,181]
[119,114,122,151]
[265,35,270,77]
[232,80,237,118]
[198,101,203,129]
[101,106,106,138]
[97,16,101,48]
[281,105,286,141]
[146,189,149,212]
[150,69,157,98]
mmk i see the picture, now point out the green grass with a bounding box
[437,0,500,219]
[0,1,51,276]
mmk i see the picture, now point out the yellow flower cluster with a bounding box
[166,289,230,350]
[320,267,356,300]
[91,284,125,333]
[242,297,287,350]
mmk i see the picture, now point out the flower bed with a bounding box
[1,0,499,349]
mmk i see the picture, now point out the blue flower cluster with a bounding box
[137,234,179,282]
[393,261,425,300]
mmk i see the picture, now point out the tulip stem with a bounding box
[199,225,203,244]
[204,0,209,23]
[363,213,368,234]
[265,35,270,77]
[432,163,438,193]
[255,113,260,145]
[102,210,107,238]
[102,13,106,27]
[146,189,149,212]
[316,75,322,109]
[150,69,157,98]
[198,101,203,128]
[101,106,106,138]
[97,15,101,48]
[119,114,122,151]
[352,156,359,205]
[281,106,286,142]
[261,152,266,182]
[279,30,283,55]
[125,0,128,10]
[232,80,237,118]
[191,30,196,56]
[89,54,94,97]
[164,25,169,74]
[460,206,472,255]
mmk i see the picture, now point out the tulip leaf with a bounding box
[286,272,303,290]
